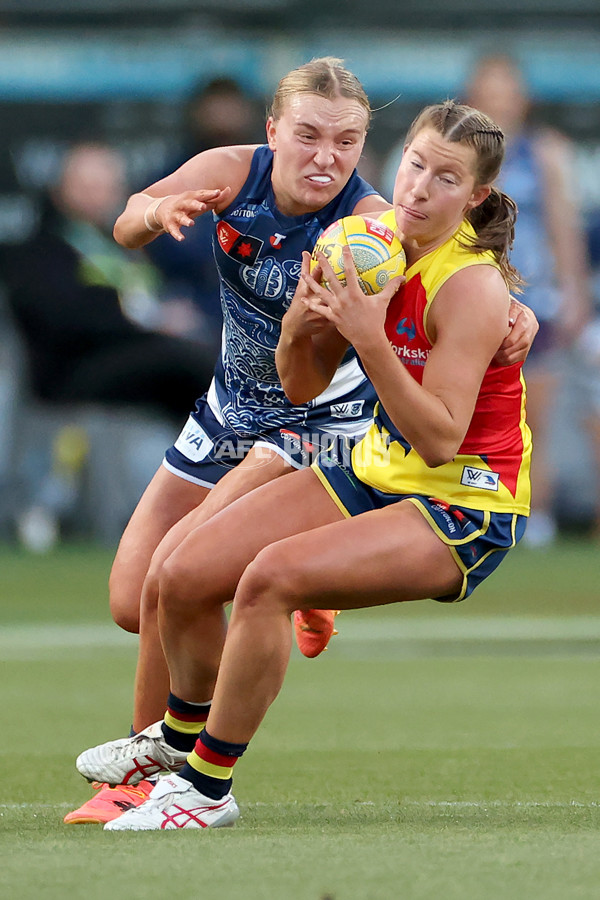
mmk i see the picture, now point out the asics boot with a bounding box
[104,773,239,831]
[76,721,189,786]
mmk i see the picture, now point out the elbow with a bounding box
[417,440,460,469]
[276,356,319,406]
[420,450,449,469]
[283,384,314,406]
[113,220,128,247]
[113,218,141,249]
[275,366,301,405]
[279,370,322,405]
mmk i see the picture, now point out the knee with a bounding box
[108,576,140,633]
[110,554,166,633]
[235,543,302,617]
[158,549,206,619]
[108,548,146,634]
[142,556,162,614]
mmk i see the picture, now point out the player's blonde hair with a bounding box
[406,100,523,292]
[269,57,371,129]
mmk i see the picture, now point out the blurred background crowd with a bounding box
[0,0,599,551]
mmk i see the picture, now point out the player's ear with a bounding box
[466,184,491,210]
[266,117,277,150]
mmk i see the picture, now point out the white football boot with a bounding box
[76,721,190,786]
[104,773,240,831]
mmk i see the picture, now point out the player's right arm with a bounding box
[276,252,349,405]
[113,144,259,249]
[352,194,391,216]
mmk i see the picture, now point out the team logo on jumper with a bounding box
[330,400,365,418]
[460,466,500,491]
[396,317,416,340]
[242,256,286,300]
[270,232,286,249]
[217,221,263,265]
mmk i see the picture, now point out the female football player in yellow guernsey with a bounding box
[79,99,532,831]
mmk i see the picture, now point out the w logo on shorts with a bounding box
[460,466,499,491]
[330,401,365,418]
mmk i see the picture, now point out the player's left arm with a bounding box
[409,266,511,464]
[378,266,509,465]
[308,252,508,467]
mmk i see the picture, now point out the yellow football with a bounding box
[310,214,405,295]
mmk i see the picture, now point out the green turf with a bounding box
[2,539,600,899]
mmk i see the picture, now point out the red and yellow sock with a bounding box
[160,692,211,752]
[181,729,247,800]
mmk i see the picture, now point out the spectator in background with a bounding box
[1,141,216,424]
[464,53,593,545]
[143,77,264,349]
[575,213,600,538]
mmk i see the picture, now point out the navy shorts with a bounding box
[163,397,365,489]
[313,435,528,602]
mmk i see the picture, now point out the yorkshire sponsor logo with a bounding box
[390,344,430,364]
[330,400,365,419]
[460,466,500,491]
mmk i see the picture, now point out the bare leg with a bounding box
[157,467,342,702]
[108,465,209,634]
[208,501,462,744]
[156,469,462,747]
[133,448,295,730]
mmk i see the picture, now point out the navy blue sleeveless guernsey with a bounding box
[205,145,379,435]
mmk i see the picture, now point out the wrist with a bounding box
[352,330,389,360]
[143,196,172,233]
[280,317,310,346]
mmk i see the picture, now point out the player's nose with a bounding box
[313,142,336,168]
[410,171,431,200]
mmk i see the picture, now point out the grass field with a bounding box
[2,538,600,899]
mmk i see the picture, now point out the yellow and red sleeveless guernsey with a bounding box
[352,210,532,515]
